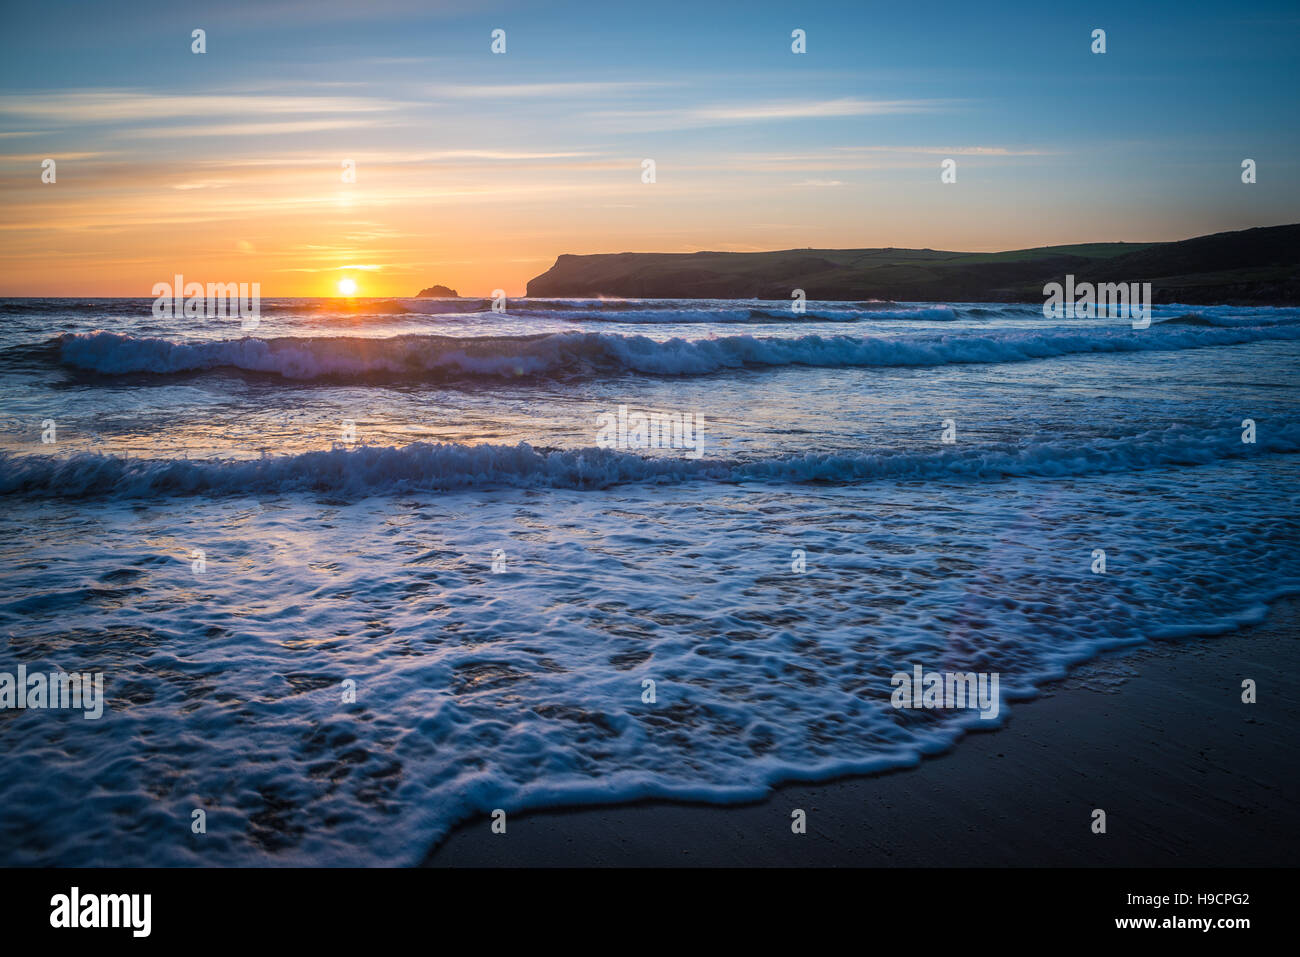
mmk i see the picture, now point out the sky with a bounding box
[1,0,1297,296]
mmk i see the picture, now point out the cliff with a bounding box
[524,225,1300,304]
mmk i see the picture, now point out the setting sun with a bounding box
[337,277,358,297]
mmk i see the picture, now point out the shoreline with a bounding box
[425,597,1300,867]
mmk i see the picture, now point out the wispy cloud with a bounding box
[128,118,395,138]
[695,98,936,121]
[274,263,390,272]
[714,144,1049,172]
[0,151,109,163]
[832,145,1050,156]
[0,90,403,122]
[170,180,235,190]
[430,81,673,99]
[198,149,598,167]
[591,98,943,130]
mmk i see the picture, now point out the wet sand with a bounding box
[426,597,1300,866]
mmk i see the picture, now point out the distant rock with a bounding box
[416,285,459,298]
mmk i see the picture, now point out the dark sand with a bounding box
[425,598,1300,867]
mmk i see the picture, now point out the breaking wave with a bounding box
[55,323,1300,382]
[4,422,1293,499]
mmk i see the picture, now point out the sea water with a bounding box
[0,297,1296,864]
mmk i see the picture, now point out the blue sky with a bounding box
[2,0,1296,295]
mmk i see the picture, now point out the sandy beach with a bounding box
[426,596,1300,867]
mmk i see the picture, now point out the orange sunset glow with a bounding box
[3,3,1294,298]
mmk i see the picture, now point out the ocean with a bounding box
[1,296,1297,865]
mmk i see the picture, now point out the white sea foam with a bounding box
[4,422,1295,498]
[2,460,1295,865]
[56,323,1300,381]
[2,297,1297,867]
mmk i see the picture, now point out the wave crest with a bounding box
[56,323,1300,382]
[4,423,1294,498]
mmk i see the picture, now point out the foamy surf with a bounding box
[56,322,1300,381]
[3,421,1294,498]
[3,295,1298,867]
